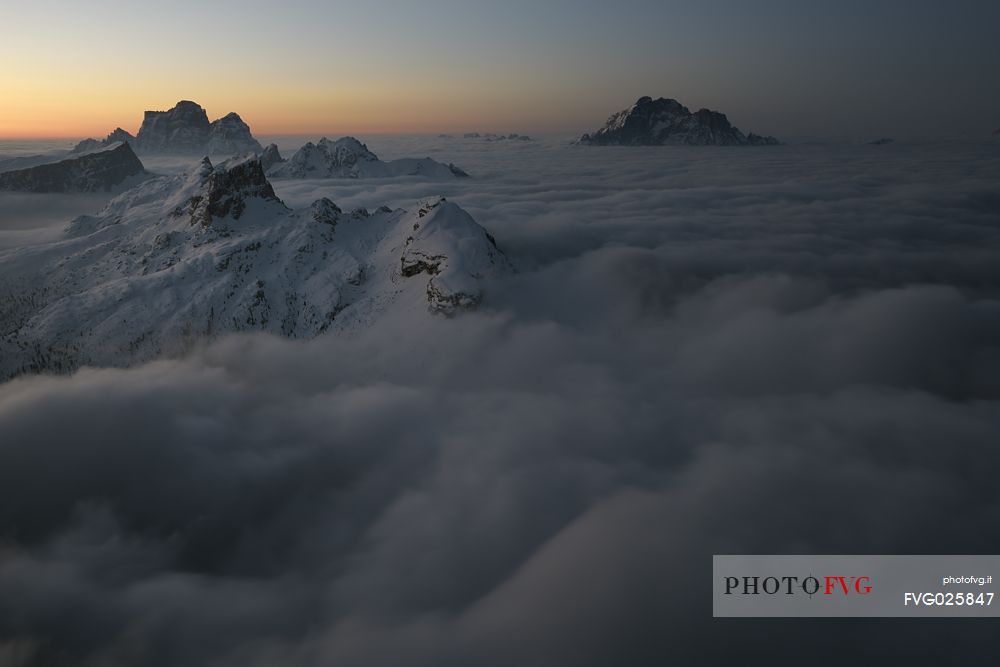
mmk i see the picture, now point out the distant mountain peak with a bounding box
[269,137,469,180]
[135,100,262,155]
[580,96,780,146]
[71,127,136,154]
[258,143,285,171]
[0,142,148,193]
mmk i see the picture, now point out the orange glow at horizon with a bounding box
[0,78,586,140]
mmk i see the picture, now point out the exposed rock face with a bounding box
[71,127,136,153]
[0,143,147,193]
[268,136,470,179]
[207,112,264,155]
[580,96,780,146]
[135,101,262,155]
[136,100,211,153]
[0,163,506,378]
[258,143,285,172]
[172,155,283,226]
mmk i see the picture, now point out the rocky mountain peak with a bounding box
[207,112,263,155]
[137,101,212,153]
[71,127,137,154]
[268,137,469,180]
[258,143,285,172]
[580,96,780,146]
[305,197,342,226]
[173,155,282,226]
[135,100,262,155]
[318,136,379,165]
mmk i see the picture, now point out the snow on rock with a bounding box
[171,155,284,226]
[135,100,263,155]
[399,197,507,313]
[268,137,470,179]
[71,127,136,153]
[580,96,780,146]
[258,143,285,172]
[0,142,148,193]
[0,158,507,378]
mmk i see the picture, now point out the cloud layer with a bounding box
[1,137,999,665]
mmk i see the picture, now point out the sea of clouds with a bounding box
[1,136,999,665]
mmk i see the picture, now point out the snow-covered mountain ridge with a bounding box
[0,155,508,378]
[269,136,469,179]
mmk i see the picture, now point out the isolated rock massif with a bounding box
[268,136,469,179]
[134,101,264,155]
[70,101,264,156]
[0,142,148,193]
[580,96,780,146]
[0,155,507,378]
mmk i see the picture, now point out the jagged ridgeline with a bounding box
[580,96,780,146]
[0,155,508,379]
[73,100,263,156]
[265,136,470,180]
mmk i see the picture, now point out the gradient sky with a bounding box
[1,0,998,139]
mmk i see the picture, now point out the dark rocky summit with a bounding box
[0,142,147,193]
[173,155,282,226]
[580,96,780,146]
[135,101,263,155]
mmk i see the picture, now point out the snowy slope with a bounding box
[268,137,469,179]
[0,155,507,378]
